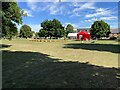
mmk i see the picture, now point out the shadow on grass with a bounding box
[0,44,11,48]
[63,43,120,53]
[2,50,120,88]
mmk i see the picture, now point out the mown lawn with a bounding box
[1,39,120,88]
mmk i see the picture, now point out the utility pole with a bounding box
[59,0,61,2]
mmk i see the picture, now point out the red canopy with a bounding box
[77,30,90,40]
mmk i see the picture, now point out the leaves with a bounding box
[66,24,74,33]
[39,19,65,38]
[2,1,25,40]
[90,20,111,38]
[19,25,33,38]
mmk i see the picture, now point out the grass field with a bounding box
[1,39,120,88]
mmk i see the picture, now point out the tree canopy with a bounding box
[65,24,75,37]
[90,20,111,38]
[2,1,25,40]
[19,24,33,38]
[38,19,65,38]
[66,24,74,33]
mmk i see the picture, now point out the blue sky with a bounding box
[17,1,118,32]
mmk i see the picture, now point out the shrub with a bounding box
[109,36,117,40]
[91,41,95,43]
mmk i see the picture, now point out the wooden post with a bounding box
[59,0,61,2]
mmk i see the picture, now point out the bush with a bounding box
[117,37,120,41]
[109,36,117,40]
[91,41,95,43]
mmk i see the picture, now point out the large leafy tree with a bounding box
[90,20,111,38]
[65,24,75,37]
[38,29,47,37]
[52,19,65,37]
[66,24,74,33]
[2,1,25,40]
[19,25,33,38]
[39,19,65,38]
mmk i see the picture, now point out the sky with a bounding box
[16,1,118,32]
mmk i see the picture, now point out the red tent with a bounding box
[77,30,90,40]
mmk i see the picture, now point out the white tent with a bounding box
[68,33,77,37]
[68,33,77,39]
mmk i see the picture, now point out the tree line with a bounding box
[1,1,111,40]
[37,19,75,39]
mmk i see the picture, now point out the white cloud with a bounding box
[70,2,96,17]
[100,16,117,20]
[25,1,96,17]
[26,0,49,11]
[17,24,42,32]
[48,3,60,15]
[62,0,96,2]
[44,3,69,15]
[17,0,120,2]
[23,9,33,17]
[26,0,58,2]
[26,2,67,15]
[85,8,112,18]
[73,2,96,12]
[17,24,23,31]
[85,16,117,23]
[69,2,82,7]
[70,12,81,17]
[26,1,38,11]
[96,8,106,12]
[85,18,98,22]
[64,22,79,29]
[28,24,42,32]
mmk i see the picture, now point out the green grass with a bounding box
[1,39,120,88]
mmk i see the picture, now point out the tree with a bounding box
[65,24,75,37]
[52,19,65,38]
[90,20,111,38]
[2,21,18,40]
[2,1,25,40]
[38,29,47,37]
[40,19,65,38]
[35,32,39,37]
[19,25,33,38]
[66,24,74,33]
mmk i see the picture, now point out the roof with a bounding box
[68,33,77,37]
[76,28,119,34]
[77,28,90,30]
[77,31,90,35]
[110,28,119,33]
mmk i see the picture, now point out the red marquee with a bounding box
[77,30,90,40]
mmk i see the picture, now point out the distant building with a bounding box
[77,28,90,33]
[77,28,119,36]
[110,28,119,34]
[109,28,120,38]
